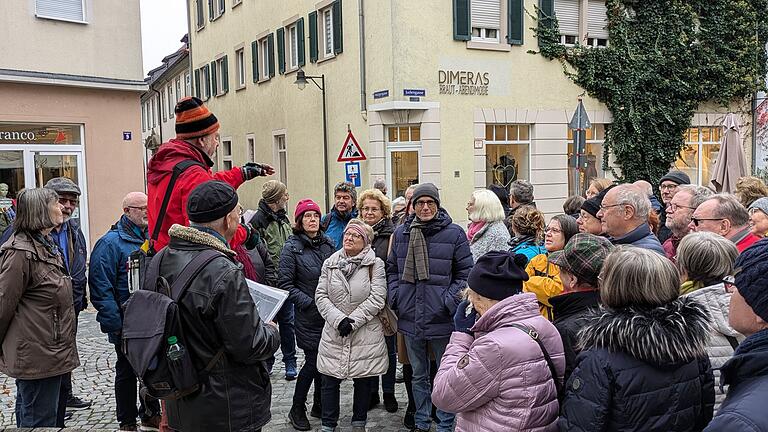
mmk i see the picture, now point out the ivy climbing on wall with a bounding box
[532,0,768,184]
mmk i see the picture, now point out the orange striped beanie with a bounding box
[175,96,220,140]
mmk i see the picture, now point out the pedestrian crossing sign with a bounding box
[337,130,367,162]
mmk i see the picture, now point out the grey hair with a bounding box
[14,188,59,233]
[373,179,387,190]
[615,184,651,220]
[510,180,534,204]
[563,195,586,215]
[600,246,680,309]
[676,231,738,286]
[676,185,713,209]
[707,194,750,226]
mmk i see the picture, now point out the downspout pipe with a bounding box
[358,0,366,113]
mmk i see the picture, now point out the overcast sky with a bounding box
[140,0,188,76]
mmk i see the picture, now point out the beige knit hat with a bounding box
[262,180,287,204]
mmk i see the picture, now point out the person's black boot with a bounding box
[368,392,380,411]
[310,390,322,418]
[403,410,415,430]
[288,404,311,431]
[383,392,398,413]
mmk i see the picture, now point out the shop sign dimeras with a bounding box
[438,69,490,96]
[0,124,82,145]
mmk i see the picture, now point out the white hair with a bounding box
[470,189,506,222]
[615,184,651,220]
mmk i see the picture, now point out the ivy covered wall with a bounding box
[533,0,768,184]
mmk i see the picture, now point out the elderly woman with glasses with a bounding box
[466,189,511,262]
[524,214,579,320]
[677,231,742,412]
[748,197,768,238]
[316,219,389,432]
[0,188,78,427]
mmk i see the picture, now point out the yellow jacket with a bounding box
[523,254,563,320]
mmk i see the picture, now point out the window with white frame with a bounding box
[213,56,228,96]
[322,7,334,57]
[161,89,167,121]
[484,124,531,187]
[141,103,147,132]
[175,78,182,103]
[260,37,270,79]
[247,135,256,163]
[387,126,422,197]
[233,0,242,6]
[195,0,205,29]
[221,138,233,171]
[167,84,174,118]
[674,126,721,186]
[235,48,245,88]
[185,72,191,96]
[36,0,86,23]
[288,23,299,69]
[201,65,211,100]
[471,0,500,42]
[555,0,608,47]
[274,134,288,185]
[211,0,225,20]
[568,124,607,196]
[150,99,156,128]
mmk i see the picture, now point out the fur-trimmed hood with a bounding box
[167,224,236,257]
[578,296,712,366]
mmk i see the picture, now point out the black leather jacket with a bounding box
[161,225,280,432]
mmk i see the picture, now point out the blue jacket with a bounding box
[509,236,547,264]
[610,222,665,255]
[88,216,146,344]
[278,232,336,350]
[704,329,768,432]
[387,209,473,340]
[0,218,88,312]
[322,207,359,249]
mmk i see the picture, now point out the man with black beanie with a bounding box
[159,181,280,432]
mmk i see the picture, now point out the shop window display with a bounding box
[485,124,530,188]
[387,126,421,197]
[674,127,721,186]
[567,124,606,197]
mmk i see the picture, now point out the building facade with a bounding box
[187,0,747,222]
[0,0,146,245]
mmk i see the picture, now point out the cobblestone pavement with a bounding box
[1,310,416,431]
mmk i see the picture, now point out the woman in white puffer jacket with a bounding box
[677,231,744,412]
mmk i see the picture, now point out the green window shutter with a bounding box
[208,0,214,20]
[252,41,259,82]
[453,0,471,41]
[539,0,554,29]
[203,64,210,99]
[297,17,306,66]
[221,56,229,93]
[507,0,524,45]
[308,11,318,63]
[210,61,218,96]
[332,0,343,54]
[277,28,286,75]
[267,33,275,78]
[194,68,201,98]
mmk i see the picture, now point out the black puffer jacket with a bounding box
[161,225,280,432]
[559,296,715,432]
[278,232,335,351]
[371,217,394,263]
[550,290,601,383]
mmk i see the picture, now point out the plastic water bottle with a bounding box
[167,336,185,361]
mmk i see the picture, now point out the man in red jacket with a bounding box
[147,96,274,250]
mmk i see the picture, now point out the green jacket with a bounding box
[249,199,292,265]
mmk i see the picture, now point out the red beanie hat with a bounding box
[175,96,220,140]
[294,199,322,222]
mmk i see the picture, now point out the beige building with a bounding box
[0,0,146,245]
[187,0,746,222]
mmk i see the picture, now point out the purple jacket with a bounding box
[432,293,565,432]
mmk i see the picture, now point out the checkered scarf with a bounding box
[403,218,430,283]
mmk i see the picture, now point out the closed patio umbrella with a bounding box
[710,113,748,193]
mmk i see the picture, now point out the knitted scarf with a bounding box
[403,218,430,283]
[338,246,370,279]
[467,221,486,242]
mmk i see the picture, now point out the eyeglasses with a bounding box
[749,207,767,216]
[599,203,624,211]
[660,184,679,191]
[414,200,437,209]
[59,198,79,206]
[127,206,148,211]
[344,231,362,240]
[544,227,562,234]
[361,207,381,213]
[667,203,696,212]
[691,217,724,226]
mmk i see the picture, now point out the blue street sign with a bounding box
[373,90,389,99]
[345,162,362,188]
[403,89,426,97]
[123,131,132,141]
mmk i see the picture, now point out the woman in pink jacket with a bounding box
[432,251,565,432]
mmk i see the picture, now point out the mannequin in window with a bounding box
[582,152,599,193]
[0,183,14,235]
[494,154,518,187]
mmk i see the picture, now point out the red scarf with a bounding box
[467,221,486,242]
[232,243,260,282]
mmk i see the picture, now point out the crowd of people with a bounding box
[3,96,768,432]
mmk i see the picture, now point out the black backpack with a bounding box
[121,248,225,400]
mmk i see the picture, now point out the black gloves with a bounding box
[242,163,272,180]
[241,223,260,250]
[338,317,355,337]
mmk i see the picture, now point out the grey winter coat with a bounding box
[469,220,511,262]
[683,283,745,412]
[316,247,389,379]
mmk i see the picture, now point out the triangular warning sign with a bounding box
[337,131,367,162]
